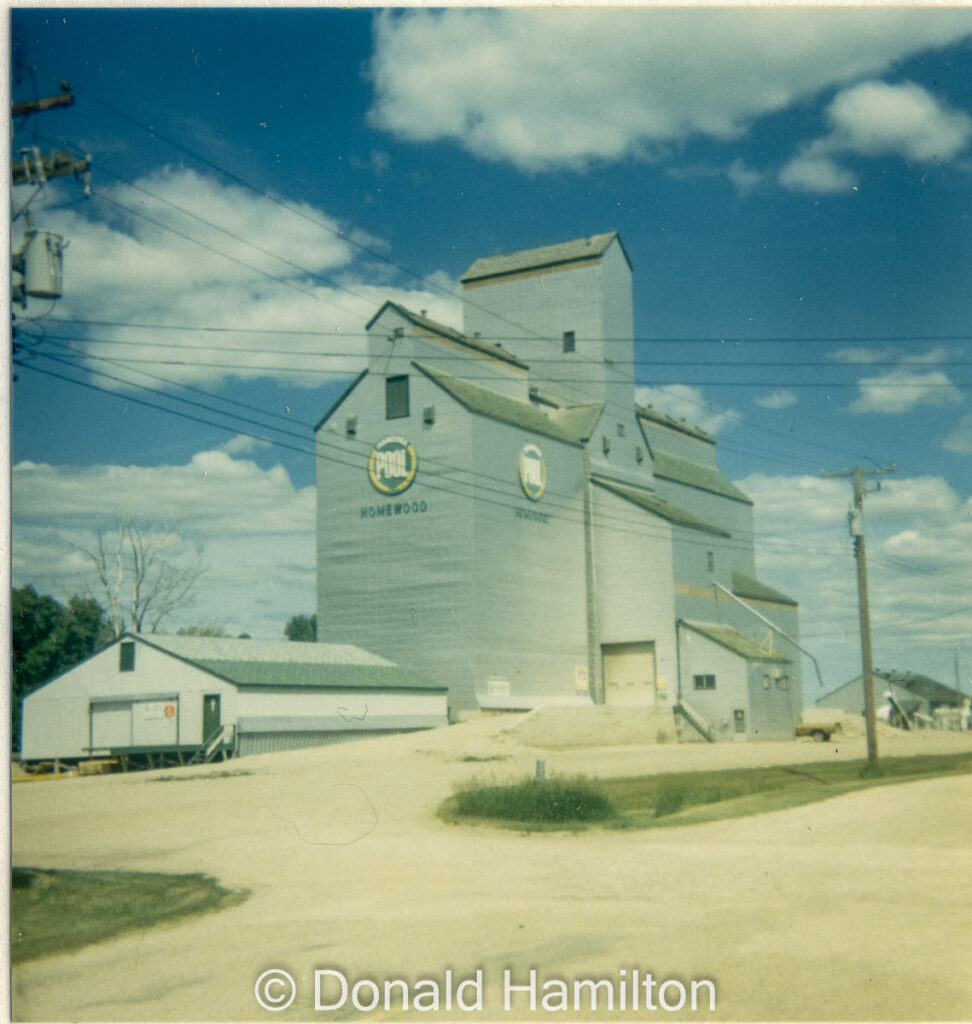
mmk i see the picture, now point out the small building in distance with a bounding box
[19,634,448,769]
[817,668,971,730]
[315,231,805,740]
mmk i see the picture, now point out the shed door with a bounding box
[203,694,221,740]
[90,701,132,750]
[602,642,656,705]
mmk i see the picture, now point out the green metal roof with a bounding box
[636,404,714,444]
[732,569,798,607]
[592,476,731,537]
[186,661,446,692]
[651,450,753,505]
[367,301,528,369]
[461,231,628,283]
[681,621,791,663]
[133,636,445,692]
[412,361,585,446]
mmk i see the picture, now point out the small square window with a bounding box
[386,375,409,419]
[562,330,576,353]
[119,641,135,672]
[693,674,716,690]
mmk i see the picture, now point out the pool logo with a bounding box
[519,444,547,501]
[369,436,418,495]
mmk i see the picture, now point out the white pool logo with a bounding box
[519,444,547,501]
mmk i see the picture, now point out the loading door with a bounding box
[602,642,657,705]
[90,701,132,750]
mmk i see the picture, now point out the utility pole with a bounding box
[10,83,90,317]
[822,464,896,764]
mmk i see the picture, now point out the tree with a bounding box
[176,624,226,637]
[11,586,106,750]
[80,519,205,637]
[284,614,317,642]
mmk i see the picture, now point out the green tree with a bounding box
[11,586,106,751]
[284,614,317,642]
[176,624,226,637]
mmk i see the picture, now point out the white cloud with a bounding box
[755,389,798,410]
[635,384,740,436]
[851,369,963,414]
[15,169,462,391]
[830,346,899,365]
[828,80,972,162]
[943,413,972,455]
[778,153,858,195]
[740,472,972,692]
[781,81,972,193]
[368,8,972,173]
[11,450,317,638]
[221,435,273,457]
[725,158,764,193]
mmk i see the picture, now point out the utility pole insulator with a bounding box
[12,149,91,187]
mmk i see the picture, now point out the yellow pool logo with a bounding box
[369,437,418,495]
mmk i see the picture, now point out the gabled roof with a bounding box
[461,231,629,284]
[651,450,753,505]
[680,621,791,663]
[875,670,967,706]
[411,361,586,446]
[367,301,527,369]
[818,669,967,707]
[591,476,731,537]
[133,635,446,692]
[546,403,604,441]
[732,569,798,607]
[636,404,714,445]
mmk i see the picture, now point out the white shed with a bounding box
[20,634,449,769]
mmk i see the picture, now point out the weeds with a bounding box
[449,776,616,826]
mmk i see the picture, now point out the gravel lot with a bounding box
[11,714,972,1022]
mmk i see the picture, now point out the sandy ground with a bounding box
[10,713,972,1023]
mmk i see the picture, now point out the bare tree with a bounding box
[80,520,206,638]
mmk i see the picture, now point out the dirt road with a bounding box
[11,716,972,1022]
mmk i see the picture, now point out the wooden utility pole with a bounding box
[822,464,896,763]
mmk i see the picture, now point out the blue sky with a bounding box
[10,7,972,696]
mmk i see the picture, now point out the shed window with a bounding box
[119,641,135,672]
[562,330,576,353]
[386,375,409,419]
[775,675,790,691]
[706,551,715,573]
[693,674,716,690]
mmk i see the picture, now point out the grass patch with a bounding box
[441,752,972,832]
[443,776,616,828]
[11,868,247,964]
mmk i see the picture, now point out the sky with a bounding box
[9,5,972,700]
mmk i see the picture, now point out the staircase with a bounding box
[674,699,715,742]
[188,724,233,765]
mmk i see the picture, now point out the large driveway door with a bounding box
[602,642,657,705]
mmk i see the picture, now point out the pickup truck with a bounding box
[796,712,844,742]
